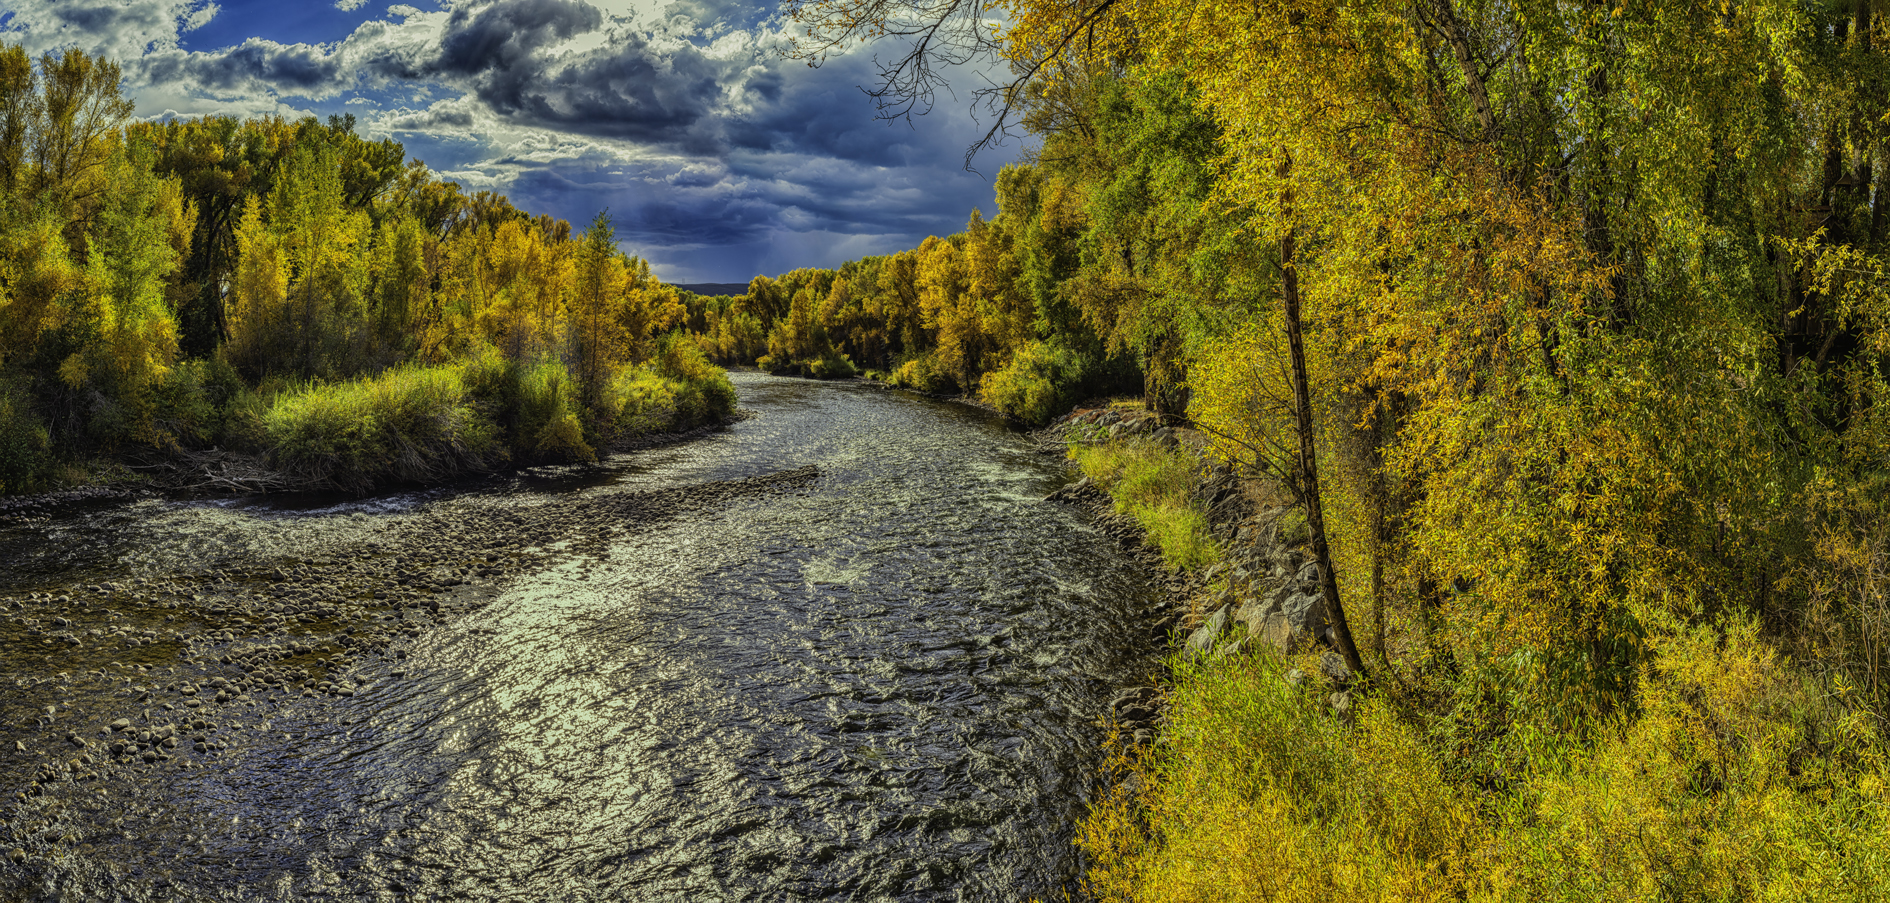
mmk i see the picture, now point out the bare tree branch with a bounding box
[782,0,1122,169]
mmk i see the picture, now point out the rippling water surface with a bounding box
[0,374,1150,901]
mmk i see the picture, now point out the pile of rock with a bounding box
[1040,403,1370,737]
[1186,512,1332,659]
[1041,406,1178,449]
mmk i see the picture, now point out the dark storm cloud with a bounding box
[380,0,948,166]
[114,0,975,172]
[143,38,346,92]
[483,118,999,253]
[429,0,603,76]
[49,5,133,32]
[454,30,726,147]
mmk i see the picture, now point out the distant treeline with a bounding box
[0,45,732,493]
[684,163,1152,423]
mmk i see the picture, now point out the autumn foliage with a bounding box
[770,0,1890,895]
[0,44,724,492]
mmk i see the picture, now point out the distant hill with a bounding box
[673,283,751,297]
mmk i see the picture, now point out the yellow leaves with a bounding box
[56,353,86,389]
[1188,319,1294,474]
[479,218,572,362]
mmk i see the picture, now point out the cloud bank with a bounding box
[0,0,1018,281]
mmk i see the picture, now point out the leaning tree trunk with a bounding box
[1280,166,1367,678]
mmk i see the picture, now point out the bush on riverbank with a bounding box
[980,340,1089,426]
[1082,616,1890,901]
[610,334,739,433]
[758,348,858,379]
[264,363,502,491]
[1069,434,1218,571]
[889,353,958,395]
[0,377,52,494]
[459,350,593,462]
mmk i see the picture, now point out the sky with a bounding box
[0,0,1022,283]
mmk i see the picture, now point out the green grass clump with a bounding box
[264,363,499,491]
[1070,437,1219,571]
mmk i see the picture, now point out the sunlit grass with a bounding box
[263,362,499,491]
[1069,437,1219,571]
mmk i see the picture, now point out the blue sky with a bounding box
[1,0,1021,282]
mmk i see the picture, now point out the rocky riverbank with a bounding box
[1037,404,1358,747]
[0,463,818,881]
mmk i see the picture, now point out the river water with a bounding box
[0,373,1152,901]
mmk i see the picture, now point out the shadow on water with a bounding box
[0,373,1153,901]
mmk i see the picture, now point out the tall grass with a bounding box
[459,348,592,461]
[1070,435,1219,571]
[263,363,499,492]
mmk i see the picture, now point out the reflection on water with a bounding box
[0,374,1150,901]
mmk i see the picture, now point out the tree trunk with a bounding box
[1279,174,1367,677]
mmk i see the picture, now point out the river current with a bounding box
[0,373,1151,901]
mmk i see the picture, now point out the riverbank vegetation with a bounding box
[0,45,733,495]
[767,0,1890,896]
[1068,430,1219,572]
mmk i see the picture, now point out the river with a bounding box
[0,372,1154,901]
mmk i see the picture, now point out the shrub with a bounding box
[0,378,51,494]
[981,340,1089,425]
[148,358,254,448]
[653,332,738,422]
[459,349,593,462]
[757,347,857,380]
[890,352,957,394]
[807,349,858,380]
[607,365,677,435]
[515,360,591,461]
[1080,616,1890,902]
[1082,649,1477,903]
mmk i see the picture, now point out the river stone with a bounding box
[1186,606,1229,654]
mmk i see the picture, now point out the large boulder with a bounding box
[1280,590,1327,642]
